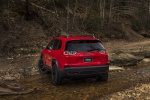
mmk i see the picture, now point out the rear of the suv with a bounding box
[39,35,109,85]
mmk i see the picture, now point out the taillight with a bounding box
[63,51,77,55]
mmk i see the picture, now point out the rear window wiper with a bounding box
[87,48,100,52]
[86,43,100,52]
[87,48,106,52]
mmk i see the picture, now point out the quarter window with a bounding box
[46,40,55,49]
[47,39,62,50]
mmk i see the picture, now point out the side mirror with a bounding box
[49,46,52,50]
[42,46,46,49]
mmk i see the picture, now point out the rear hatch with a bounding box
[64,40,109,67]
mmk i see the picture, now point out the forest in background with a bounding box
[0,0,150,56]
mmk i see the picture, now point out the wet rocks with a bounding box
[1,74,21,81]
[142,58,150,63]
[109,66,125,71]
[108,40,150,67]
[101,83,150,100]
[131,50,150,58]
[0,81,39,96]
[19,66,39,77]
[0,70,22,81]
[0,55,40,81]
[0,66,39,81]
[110,51,144,66]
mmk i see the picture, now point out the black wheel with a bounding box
[38,56,49,74]
[52,64,62,85]
[96,72,108,81]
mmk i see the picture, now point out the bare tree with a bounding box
[26,0,30,20]
[53,0,59,17]
[102,0,106,20]
[72,0,78,30]
[108,0,114,29]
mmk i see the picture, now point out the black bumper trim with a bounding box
[59,65,109,78]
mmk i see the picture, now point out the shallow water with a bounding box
[1,62,150,100]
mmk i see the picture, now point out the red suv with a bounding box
[38,35,109,85]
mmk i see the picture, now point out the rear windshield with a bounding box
[65,40,105,52]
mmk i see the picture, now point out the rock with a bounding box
[22,66,39,76]
[110,51,144,66]
[6,57,13,60]
[4,82,26,92]
[1,73,22,81]
[31,66,39,75]
[109,66,125,71]
[0,82,38,96]
[0,87,14,95]
[142,58,150,63]
[2,75,16,81]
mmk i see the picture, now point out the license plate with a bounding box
[84,58,92,62]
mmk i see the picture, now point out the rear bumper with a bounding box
[59,65,109,78]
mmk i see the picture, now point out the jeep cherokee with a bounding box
[38,35,109,85]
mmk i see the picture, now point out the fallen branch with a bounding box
[21,0,56,14]
[30,2,55,14]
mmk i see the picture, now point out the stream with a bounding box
[0,61,150,100]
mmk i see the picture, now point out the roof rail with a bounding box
[55,34,69,38]
[54,34,95,38]
[60,35,69,38]
[79,34,95,38]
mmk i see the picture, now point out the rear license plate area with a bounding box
[84,58,92,62]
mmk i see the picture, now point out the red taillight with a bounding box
[63,51,77,55]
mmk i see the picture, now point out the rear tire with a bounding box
[96,72,108,81]
[38,56,49,74]
[52,64,63,85]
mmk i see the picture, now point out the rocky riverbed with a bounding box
[0,40,150,99]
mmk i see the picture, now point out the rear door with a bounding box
[44,40,55,67]
[46,39,62,67]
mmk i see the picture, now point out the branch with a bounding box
[21,0,56,14]
[30,2,55,14]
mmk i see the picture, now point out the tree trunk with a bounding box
[67,0,70,32]
[108,0,113,29]
[72,0,78,30]
[26,0,30,20]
